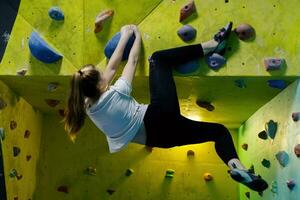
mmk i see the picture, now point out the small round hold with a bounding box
[292,112,300,122]
[187,150,195,157]
[177,25,197,42]
[203,173,213,181]
[294,144,300,157]
[206,53,226,70]
[48,7,64,21]
[234,23,255,41]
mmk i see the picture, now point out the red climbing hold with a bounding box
[234,23,255,41]
[57,185,69,193]
[45,99,60,107]
[179,0,196,22]
[294,144,300,157]
[94,10,114,33]
[196,100,215,111]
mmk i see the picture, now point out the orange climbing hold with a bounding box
[179,0,196,22]
[94,10,114,33]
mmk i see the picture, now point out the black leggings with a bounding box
[143,44,239,164]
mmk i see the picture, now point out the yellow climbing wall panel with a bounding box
[0,80,43,200]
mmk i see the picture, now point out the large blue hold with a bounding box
[206,53,226,70]
[177,25,197,42]
[29,31,62,63]
[48,7,64,21]
[267,80,286,89]
[104,32,135,61]
[174,60,199,74]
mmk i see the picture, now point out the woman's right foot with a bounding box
[229,168,269,192]
[212,22,233,55]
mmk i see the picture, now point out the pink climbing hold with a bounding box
[94,10,114,33]
[179,0,196,22]
[294,144,300,157]
[292,112,300,122]
[264,58,284,71]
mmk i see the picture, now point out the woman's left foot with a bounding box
[214,22,233,43]
[229,168,269,192]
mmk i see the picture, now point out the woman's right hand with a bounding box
[120,25,134,38]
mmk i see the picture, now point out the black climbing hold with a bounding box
[45,99,60,107]
[287,179,296,190]
[107,188,116,195]
[125,168,134,176]
[177,25,197,42]
[179,0,196,22]
[248,165,255,174]
[245,191,250,199]
[234,23,255,41]
[241,143,248,151]
[0,128,4,141]
[292,112,300,122]
[261,159,271,168]
[24,130,31,138]
[196,100,215,111]
[13,146,21,157]
[258,130,268,140]
[187,150,195,157]
[26,155,32,161]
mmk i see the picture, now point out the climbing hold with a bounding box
[177,25,197,42]
[0,98,7,110]
[45,99,60,107]
[48,82,59,92]
[294,144,300,157]
[57,185,69,194]
[9,169,18,178]
[196,100,215,111]
[275,151,289,167]
[261,159,271,168]
[85,167,97,176]
[48,7,64,21]
[267,80,286,89]
[234,23,255,41]
[125,168,134,176]
[24,130,31,139]
[206,53,226,70]
[245,192,250,199]
[287,179,296,190]
[241,143,248,151]
[29,31,62,63]
[179,0,196,22]
[203,173,213,181]
[107,188,116,195]
[265,120,277,140]
[104,32,135,61]
[10,121,17,130]
[26,155,32,161]
[175,60,199,74]
[271,181,278,194]
[13,146,21,157]
[13,197,18,200]
[234,79,247,88]
[292,112,300,122]
[258,191,264,197]
[58,109,65,117]
[0,128,5,141]
[165,169,175,178]
[264,58,285,71]
[258,130,268,140]
[248,165,255,174]
[145,146,153,152]
[16,68,27,76]
[94,10,114,33]
[187,150,195,157]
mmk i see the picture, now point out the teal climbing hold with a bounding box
[267,80,286,89]
[177,25,197,42]
[261,159,271,168]
[271,181,278,194]
[0,128,4,141]
[175,60,199,74]
[275,151,289,167]
[264,58,285,71]
[48,7,64,21]
[29,31,62,63]
[13,146,21,157]
[206,53,226,70]
[265,120,277,139]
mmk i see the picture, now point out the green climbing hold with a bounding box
[271,181,278,194]
[261,159,271,168]
[125,168,134,176]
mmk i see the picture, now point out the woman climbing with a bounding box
[64,23,268,192]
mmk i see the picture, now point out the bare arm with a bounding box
[102,25,134,85]
[121,25,142,84]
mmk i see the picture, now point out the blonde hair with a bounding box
[63,64,102,141]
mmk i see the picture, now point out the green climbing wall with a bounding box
[0,80,43,200]
[238,80,300,200]
[1,0,300,199]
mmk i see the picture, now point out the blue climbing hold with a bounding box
[275,151,289,167]
[265,120,277,139]
[267,80,286,89]
[48,7,64,21]
[206,53,226,70]
[104,32,135,61]
[177,25,197,42]
[234,79,247,88]
[175,60,199,74]
[29,31,62,63]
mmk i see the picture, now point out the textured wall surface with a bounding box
[238,80,300,200]
[0,80,43,200]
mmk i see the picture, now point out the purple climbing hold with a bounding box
[234,23,255,41]
[265,120,277,139]
[287,180,296,190]
[261,159,271,168]
[13,146,21,157]
[294,144,300,157]
[258,130,268,140]
[292,112,300,122]
[48,7,64,21]
[206,53,226,70]
[175,60,199,74]
[264,58,284,71]
[267,80,286,89]
[177,25,197,42]
[275,151,289,167]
